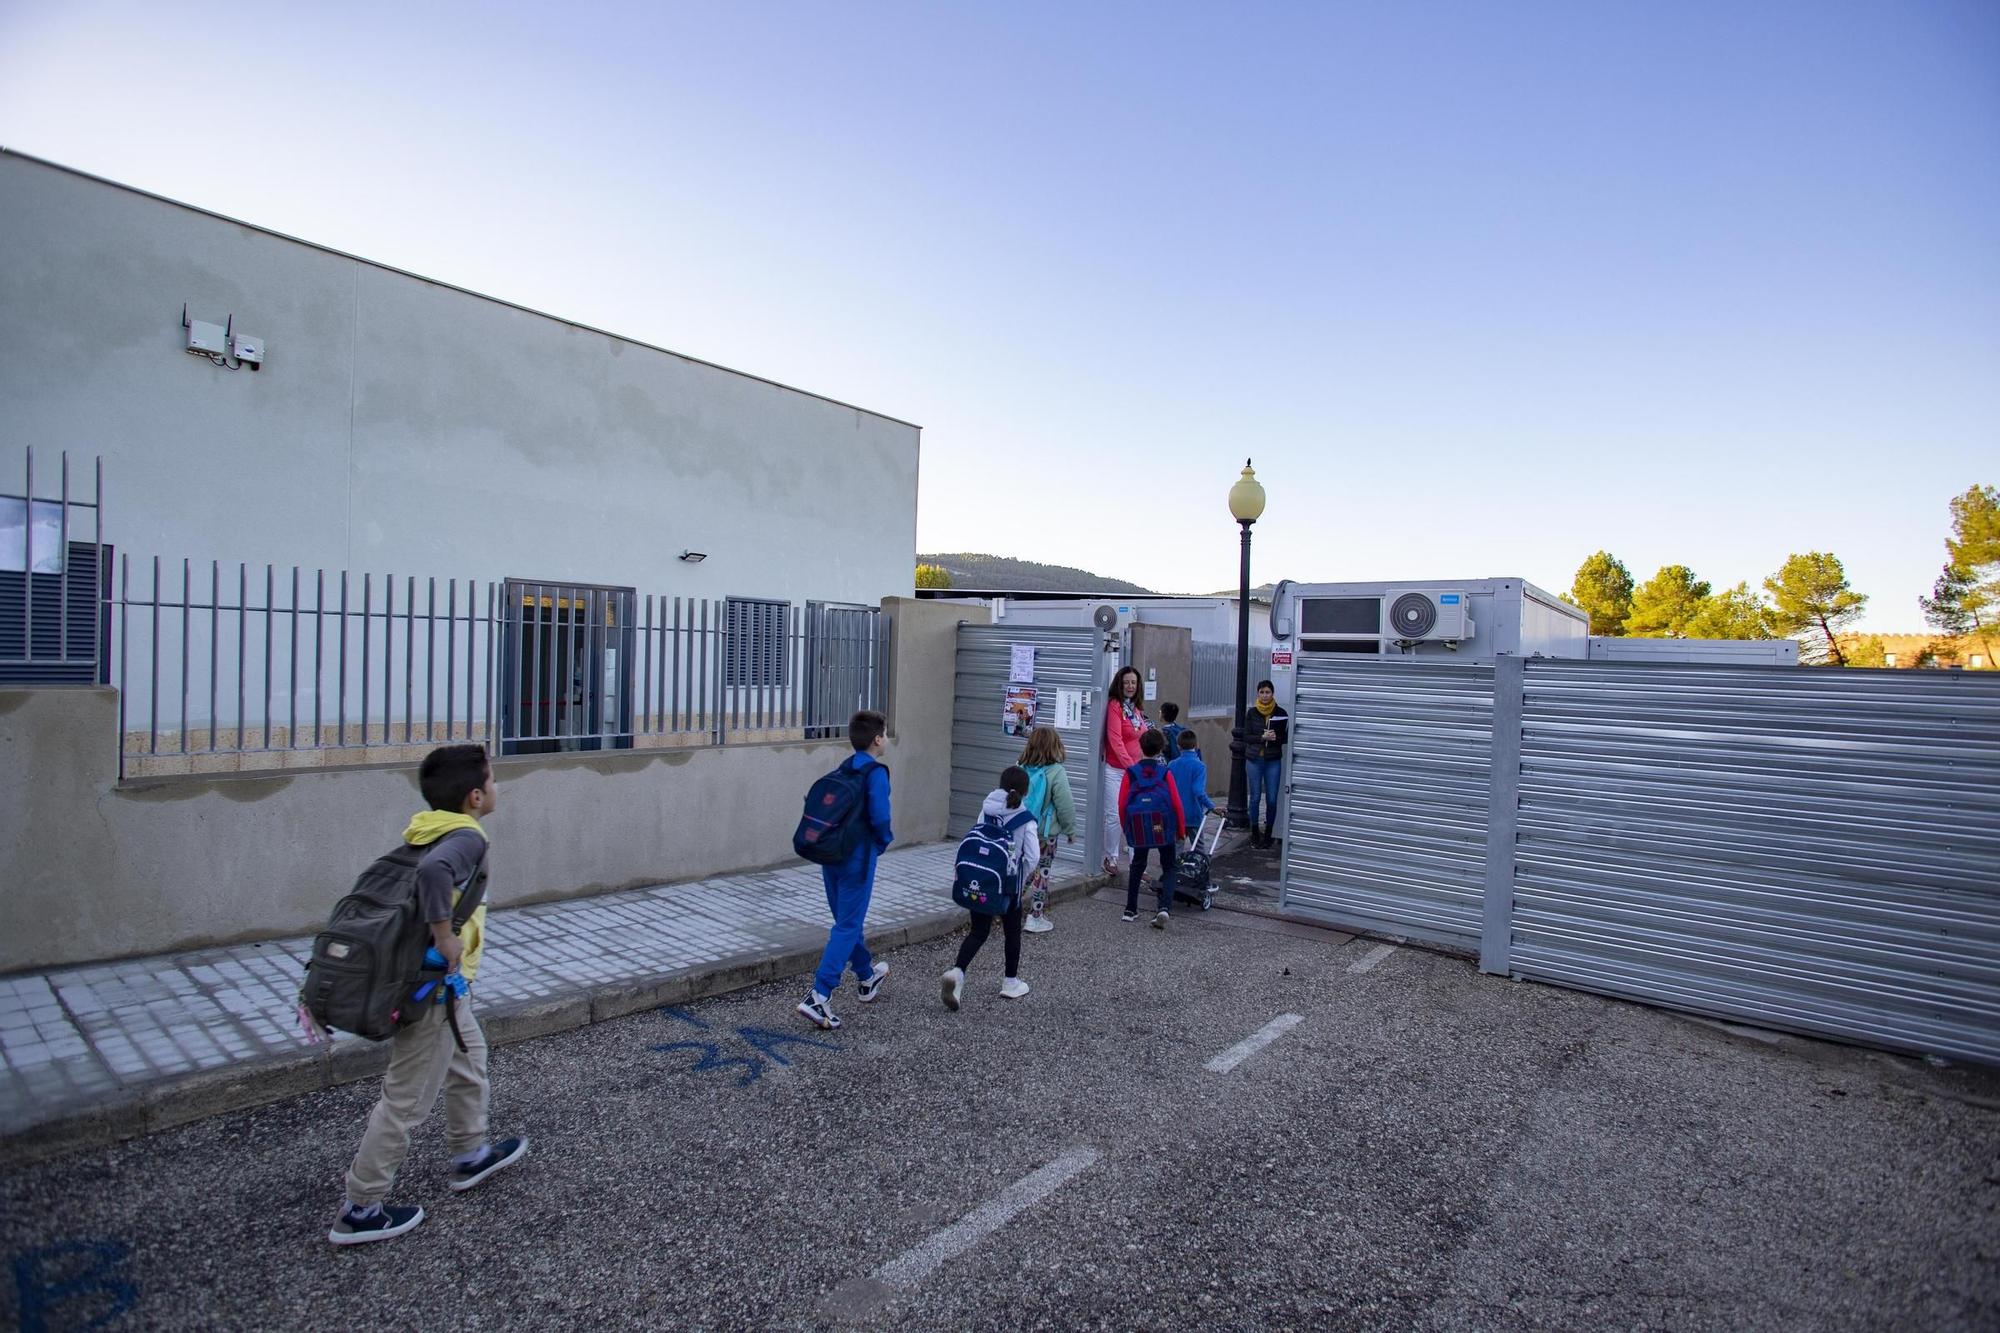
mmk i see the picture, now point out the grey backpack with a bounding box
[299,842,486,1042]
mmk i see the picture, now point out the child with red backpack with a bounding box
[1118,729,1187,928]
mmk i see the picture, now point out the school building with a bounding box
[0,150,972,974]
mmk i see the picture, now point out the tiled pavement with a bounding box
[0,839,1095,1160]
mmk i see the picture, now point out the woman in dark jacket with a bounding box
[1246,679,1288,848]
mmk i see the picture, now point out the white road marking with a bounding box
[872,1147,1101,1289]
[1347,943,1398,974]
[1203,1013,1304,1074]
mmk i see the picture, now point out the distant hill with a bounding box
[919,553,1154,595]
[1202,582,1279,601]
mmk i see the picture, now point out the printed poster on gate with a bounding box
[1003,684,1038,737]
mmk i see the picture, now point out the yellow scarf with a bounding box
[403,811,490,981]
[1253,698,1277,718]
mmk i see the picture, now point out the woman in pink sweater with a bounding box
[1100,665,1151,877]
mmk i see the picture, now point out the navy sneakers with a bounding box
[450,1136,529,1193]
[329,1202,424,1246]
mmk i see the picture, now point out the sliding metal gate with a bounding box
[1277,654,2000,1066]
[1280,656,1495,951]
[950,623,1107,884]
[1508,659,2000,1064]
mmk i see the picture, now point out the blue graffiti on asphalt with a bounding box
[736,1026,840,1066]
[650,1008,839,1086]
[11,1238,137,1332]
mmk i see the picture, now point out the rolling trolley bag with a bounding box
[1173,812,1226,912]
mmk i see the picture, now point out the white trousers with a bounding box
[1101,762,1128,867]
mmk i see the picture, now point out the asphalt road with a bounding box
[3,887,1996,1331]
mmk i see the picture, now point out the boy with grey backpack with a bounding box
[320,744,529,1245]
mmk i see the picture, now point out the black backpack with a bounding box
[299,841,486,1043]
[793,757,884,865]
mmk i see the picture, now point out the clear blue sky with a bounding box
[3,1,1994,629]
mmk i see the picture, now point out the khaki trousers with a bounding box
[344,993,489,1206]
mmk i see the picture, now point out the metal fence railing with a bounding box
[105,560,885,776]
[2,451,890,775]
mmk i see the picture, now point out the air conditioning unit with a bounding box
[1382,590,1475,642]
[1090,602,1135,634]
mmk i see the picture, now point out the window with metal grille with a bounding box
[725,597,789,688]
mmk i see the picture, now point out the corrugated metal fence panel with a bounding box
[951,624,1098,881]
[1513,660,2000,1063]
[1281,657,1494,949]
[1189,640,1239,712]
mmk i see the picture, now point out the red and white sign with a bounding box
[1270,649,1294,668]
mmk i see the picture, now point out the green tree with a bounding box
[1920,484,1999,664]
[1682,582,1775,640]
[1624,565,1711,638]
[914,563,953,590]
[1921,560,1976,637]
[1764,551,1867,666]
[1845,635,1888,668]
[1569,551,1635,636]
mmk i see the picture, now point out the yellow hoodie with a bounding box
[402,811,490,982]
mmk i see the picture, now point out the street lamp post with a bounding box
[1224,459,1266,830]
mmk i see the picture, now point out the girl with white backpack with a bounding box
[942,766,1041,1008]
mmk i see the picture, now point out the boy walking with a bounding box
[1119,729,1187,929]
[1157,702,1185,765]
[329,744,528,1245]
[1168,730,1216,828]
[798,710,895,1030]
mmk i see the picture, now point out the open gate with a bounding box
[950,623,1109,884]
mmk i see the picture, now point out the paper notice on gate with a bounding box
[1055,688,1085,731]
[1010,644,1036,683]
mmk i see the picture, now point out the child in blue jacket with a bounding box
[1167,730,1216,827]
[797,710,894,1030]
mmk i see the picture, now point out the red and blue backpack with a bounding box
[1122,762,1176,848]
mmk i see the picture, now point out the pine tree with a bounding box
[1764,552,1867,666]
[1921,484,1999,665]
[1624,566,1711,638]
[1682,582,1775,640]
[1569,552,1635,636]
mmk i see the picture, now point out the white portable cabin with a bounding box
[1587,636,1801,666]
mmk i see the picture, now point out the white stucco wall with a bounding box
[0,152,920,610]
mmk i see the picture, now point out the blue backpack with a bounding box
[1023,766,1053,829]
[953,809,1035,914]
[1122,762,1176,848]
[793,757,878,865]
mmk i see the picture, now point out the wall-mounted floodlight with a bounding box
[680,551,707,563]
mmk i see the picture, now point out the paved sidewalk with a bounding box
[0,840,1098,1164]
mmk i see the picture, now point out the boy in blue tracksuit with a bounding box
[798,710,894,1030]
[1168,731,1216,827]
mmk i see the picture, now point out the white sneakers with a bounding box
[1023,913,1054,934]
[943,967,1032,1006]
